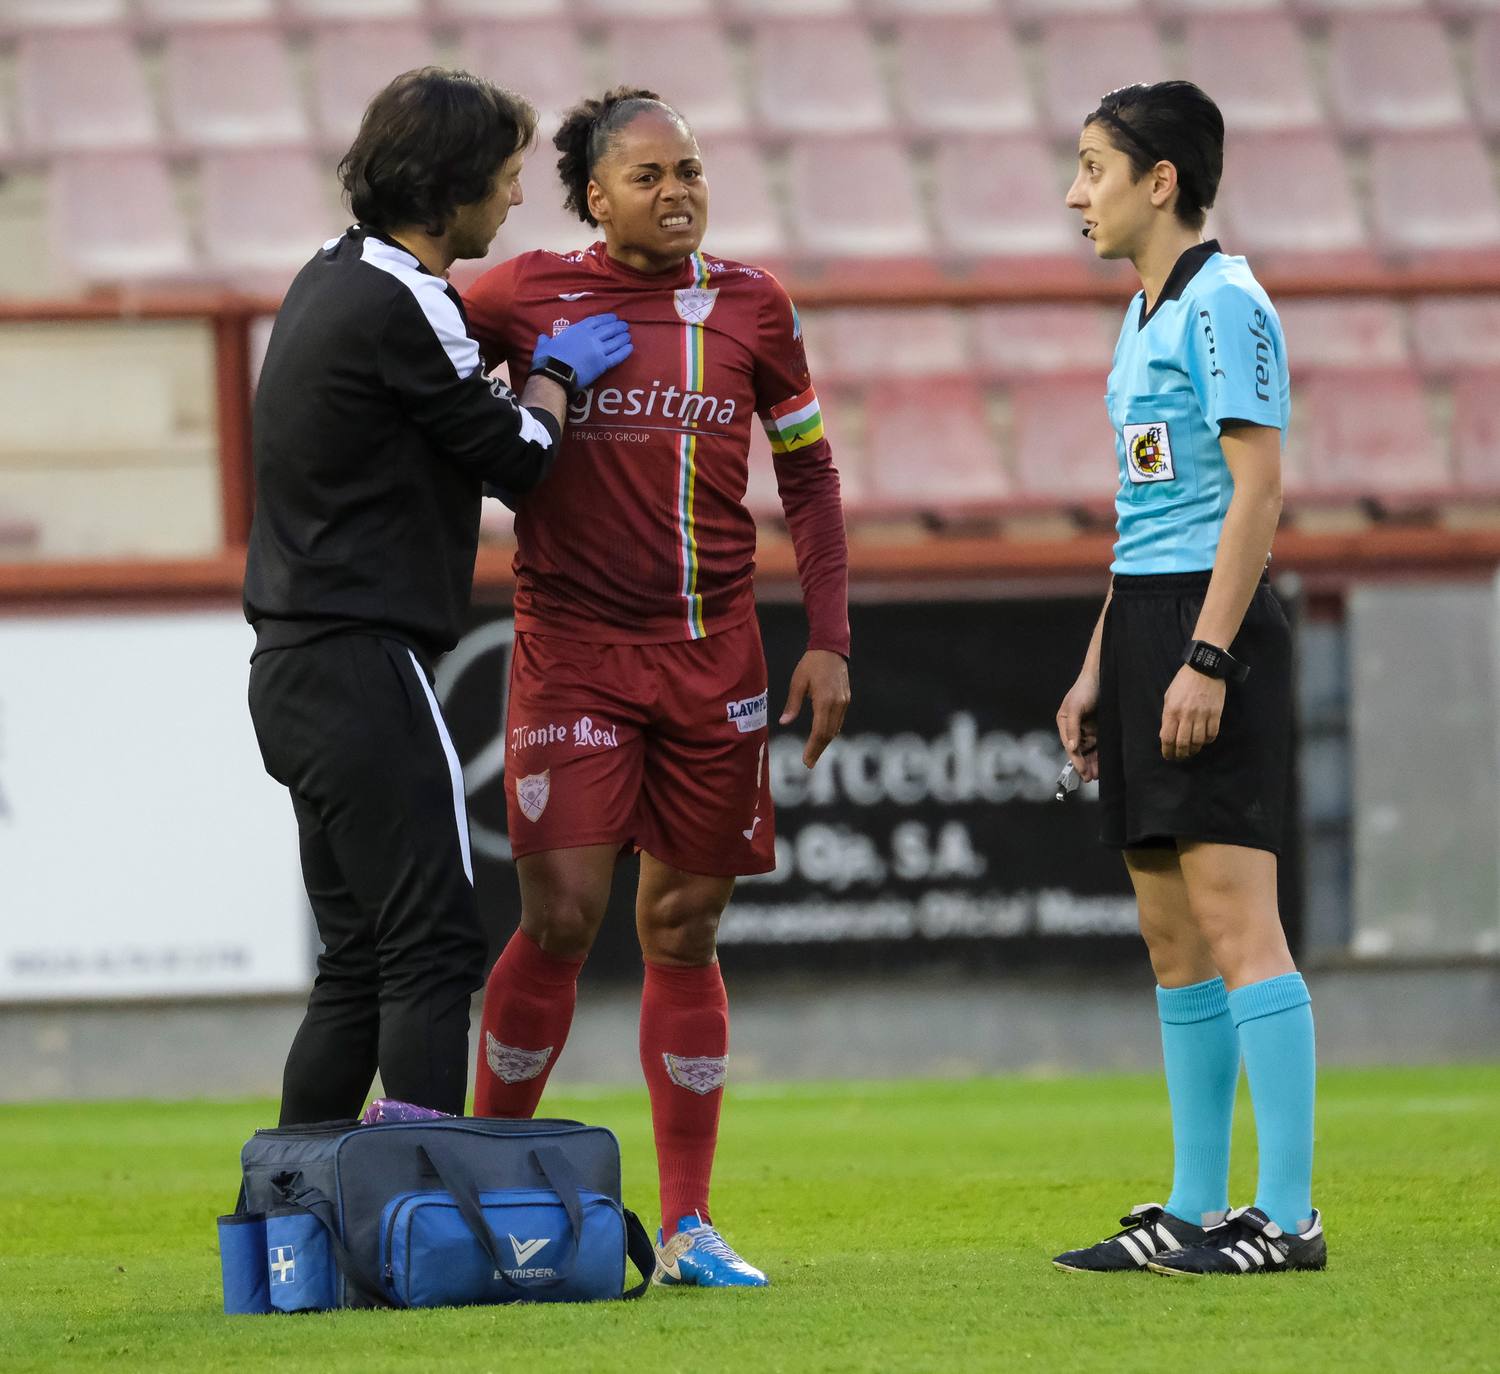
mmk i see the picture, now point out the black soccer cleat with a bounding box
[1052,1203,1215,1273]
[1148,1205,1327,1276]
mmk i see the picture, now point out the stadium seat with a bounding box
[579,0,712,14]
[16,30,158,152]
[863,378,1009,517]
[864,0,1000,14]
[283,0,426,18]
[1293,368,1449,503]
[1011,0,1143,18]
[974,306,1119,379]
[164,27,308,150]
[806,308,969,385]
[1328,14,1467,134]
[602,21,748,136]
[785,136,929,257]
[485,189,597,262]
[309,22,438,149]
[1411,298,1500,374]
[932,134,1078,258]
[456,21,588,135]
[1274,300,1409,370]
[139,0,279,21]
[1471,16,1500,133]
[725,0,858,14]
[1006,375,1117,509]
[750,20,891,136]
[199,150,339,282]
[1449,370,1500,494]
[696,137,785,263]
[1039,17,1166,138]
[48,153,193,283]
[1183,14,1322,133]
[0,0,129,27]
[1370,132,1500,256]
[890,18,1034,137]
[1152,0,1286,13]
[1216,132,1366,256]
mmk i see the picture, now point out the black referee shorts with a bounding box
[1097,571,1292,855]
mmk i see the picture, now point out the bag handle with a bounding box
[271,1172,398,1309]
[621,1209,656,1300]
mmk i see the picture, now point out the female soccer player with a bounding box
[462,88,850,1287]
[1052,81,1324,1277]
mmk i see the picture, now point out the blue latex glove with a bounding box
[531,313,633,390]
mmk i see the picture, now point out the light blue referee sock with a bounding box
[1229,972,1316,1234]
[1157,977,1239,1227]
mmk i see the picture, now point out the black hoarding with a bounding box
[439,595,1299,979]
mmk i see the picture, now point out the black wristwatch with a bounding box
[1183,639,1250,684]
[528,357,581,400]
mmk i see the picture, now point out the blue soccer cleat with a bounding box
[653,1213,769,1288]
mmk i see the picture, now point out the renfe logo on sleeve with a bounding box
[1124,422,1175,483]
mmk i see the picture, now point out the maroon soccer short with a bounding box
[503,617,776,877]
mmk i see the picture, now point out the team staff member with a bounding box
[463,88,850,1287]
[244,68,632,1125]
[1053,82,1323,1276]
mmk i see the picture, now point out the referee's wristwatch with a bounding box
[528,357,582,400]
[1183,639,1250,684]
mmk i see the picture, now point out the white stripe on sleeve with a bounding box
[362,235,481,379]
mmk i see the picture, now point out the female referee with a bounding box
[462,88,851,1288]
[1052,81,1323,1277]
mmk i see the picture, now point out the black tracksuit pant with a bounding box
[248,632,486,1123]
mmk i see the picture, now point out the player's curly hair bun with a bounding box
[555,86,689,226]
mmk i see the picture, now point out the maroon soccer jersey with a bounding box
[464,244,850,655]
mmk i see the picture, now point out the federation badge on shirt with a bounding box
[1124,421,1175,483]
[674,287,718,325]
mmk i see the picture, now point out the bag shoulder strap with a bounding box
[621,1209,657,1300]
[273,1173,397,1309]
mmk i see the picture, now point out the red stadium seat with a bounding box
[864,0,1000,14]
[1152,0,1286,13]
[483,191,598,264]
[890,18,1034,137]
[1039,17,1166,139]
[1183,14,1321,133]
[199,150,339,283]
[932,134,1078,259]
[16,30,158,152]
[580,0,713,14]
[139,0,279,21]
[863,378,1009,517]
[1293,369,1449,504]
[1411,298,1500,375]
[603,21,748,136]
[48,153,194,283]
[1275,300,1409,370]
[283,0,426,18]
[1328,14,1467,134]
[695,138,785,263]
[433,0,564,14]
[1370,132,1500,256]
[806,308,970,385]
[750,20,891,136]
[1007,375,1117,511]
[309,23,439,149]
[164,26,307,150]
[725,0,858,14]
[1217,133,1366,256]
[1,0,129,27]
[1449,371,1500,494]
[974,306,1120,379]
[1471,16,1500,133]
[456,21,588,135]
[1012,0,1143,18]
[785,136,929,258]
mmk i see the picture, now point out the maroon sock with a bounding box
[472,929,583,1118]
[639,960,729,1234]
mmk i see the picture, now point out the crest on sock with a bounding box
[662,1052,727,1095]
[486,1032,553,1083]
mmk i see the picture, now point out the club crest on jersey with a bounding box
[674,287,718,325]
[486,1032,553,1084]
[516,769,551,822]
[552,318,571,337]
[663,1052,728,1095]
[1124,421,1175,483]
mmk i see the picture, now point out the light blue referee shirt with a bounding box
[1107,240,1290,575]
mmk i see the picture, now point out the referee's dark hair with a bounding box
[555,86,691,226]
[1085,81,1225,231]
[339,67,538,236]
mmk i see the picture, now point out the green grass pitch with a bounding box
[2,1066,1497,1373]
